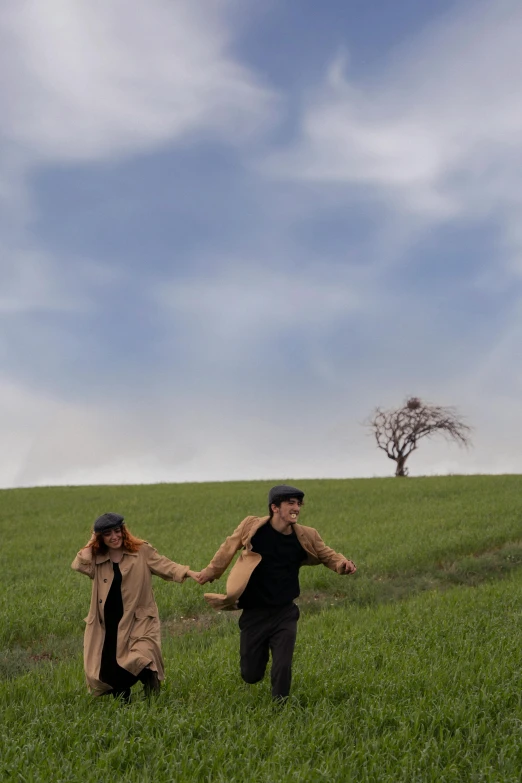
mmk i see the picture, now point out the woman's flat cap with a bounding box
[94,513,125,533]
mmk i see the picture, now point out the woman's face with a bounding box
[102,526,123,550]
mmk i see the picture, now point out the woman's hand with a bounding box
[186,570,201,582]
[77,532,98,558]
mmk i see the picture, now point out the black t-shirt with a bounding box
[238,521,307,609]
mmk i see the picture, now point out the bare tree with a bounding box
[367,397,472,477]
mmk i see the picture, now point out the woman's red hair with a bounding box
[87,526,145,556]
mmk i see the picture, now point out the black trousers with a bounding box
[238,602,300,699]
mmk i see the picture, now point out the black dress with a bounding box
[99,562,138,692]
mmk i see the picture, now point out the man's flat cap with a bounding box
[268,484,305,505]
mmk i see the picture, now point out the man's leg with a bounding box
[239,609,270,685]
[269,603,299,700]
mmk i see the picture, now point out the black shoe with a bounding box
[140,667,161,697]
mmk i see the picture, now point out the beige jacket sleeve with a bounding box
[144,543,190,582]
[310,529,349,574]
[203,517,251,580]
[71,547,95,579]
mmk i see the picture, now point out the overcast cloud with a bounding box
[0,0,520,488]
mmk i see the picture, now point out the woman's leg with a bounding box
[111,688,131,703]
[138,666,161,697]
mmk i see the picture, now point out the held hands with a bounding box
[195,568,214,585]
[340,559,357,575]
[186,568,214,585]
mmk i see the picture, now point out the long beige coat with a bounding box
[72,543,189,696]
[204,516,350,610]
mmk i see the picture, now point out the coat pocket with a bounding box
[130,605,158,640]
[134,605,159,619]
[83,615,95,624]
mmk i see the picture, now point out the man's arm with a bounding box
[195,517,251,585]
[338,558,357,574]
[311,530,357,575]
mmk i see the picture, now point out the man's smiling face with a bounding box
[277,498,303,525]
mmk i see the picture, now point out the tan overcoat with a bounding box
[204,516,349,610]
[72,543,189,696]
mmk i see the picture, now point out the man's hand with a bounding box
[339,559,356,575]
[186,570,201,582]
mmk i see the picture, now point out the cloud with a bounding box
[0,0,276,165]
[0,377,198,487]
[265,0,522,233]
[1,1,521,489]
[0,248,120,314]
[156,262,370,347]
[0,0,278,326]
[0,374,366,487]
[4,367,517,489]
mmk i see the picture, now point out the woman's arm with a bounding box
[71,546,95,579]
[145,544,191,582]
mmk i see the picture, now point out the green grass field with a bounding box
[1,476,521,782]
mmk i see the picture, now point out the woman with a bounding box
[72,512,199,701]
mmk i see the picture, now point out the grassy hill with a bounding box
[1,476,521,781]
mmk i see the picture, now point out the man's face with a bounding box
[276,498,303,525]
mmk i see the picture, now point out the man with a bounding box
[196,484,356,701]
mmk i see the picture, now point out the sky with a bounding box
[1,0,521,488]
